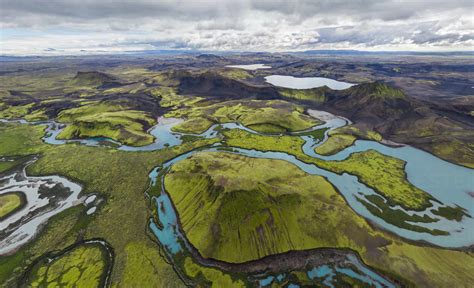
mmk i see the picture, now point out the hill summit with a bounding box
[70,71,119,88]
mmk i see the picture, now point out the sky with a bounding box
[0,0,473,56]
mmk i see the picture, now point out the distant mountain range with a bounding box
[1,49,473,60]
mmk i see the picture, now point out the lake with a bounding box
[226,64,271,70]
[265,75,354,90]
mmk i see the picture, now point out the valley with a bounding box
[0,52,473,288]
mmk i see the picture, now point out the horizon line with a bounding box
[1,48,473,58]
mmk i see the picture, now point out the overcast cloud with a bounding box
[0,0,472,55]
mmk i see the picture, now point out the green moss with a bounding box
[162,150,474,288]
[25,243,108,288]
[151,87,202,109]
[358,195,447,235]
[164,151,376,262]
[278,87,327,104]
[0,122,220,286]
[315,134,356,156]
[432,205,469,221]
[183,257,245,288]
[350,82,406,100]
[0,192,25,219]
[331,125,383,142]
[246,123,287,133]
[322,150,434,211]
[0,161,18,174]
[223,129,436,211]
[172,117,214,134]
[56,103,156,146]
[0,156,29,174]
[216,104,319,133]
[165,98,319,134]
[0,250,26,285]
[0,123,45,155]
[299,128,328,141]
[68,71,117,88]
[378,240,474,288]
[102,83,146,95]
[431,139,474,169]
[223,129,305,155]
[1,206,87,286]
[217,69,252,80]
[24,109,49,121]
[0,103,35,119]
[120,241,183,287]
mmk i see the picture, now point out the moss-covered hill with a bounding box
[69,71,119,88]
[163,151,474,287]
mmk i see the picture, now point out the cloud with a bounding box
[0,0,472,55]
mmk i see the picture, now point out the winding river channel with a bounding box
[0,157,83,255]
[2,109,474,248]
[148,145,397,287]
[2,105,473,285]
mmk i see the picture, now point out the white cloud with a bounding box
[0,0,472,55]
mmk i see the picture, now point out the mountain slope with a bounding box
[69,71,120,88]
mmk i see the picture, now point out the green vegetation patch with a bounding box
[162,150,474,288]
[430,139,474,169]
[278,87,327,104]
[223,129,438,211]
[214,102,319,133]
[184,257,245,287]
[25,242,109,288]
[432,205,470,221]
[172,117,215,134]
[315,124,383,156]
[0,123,46,155]
[322,150,434,211]
[165,98,320,134]
[353,82,406,99]
[358,195,447,235]
[217,68,252,80]
[315,134,356,155]
[56,103,156,146]
[0,122,218,287]
[120,241,184,287]
[0,156,29,174]
[0,103,35,119]
[223,128,305,154]
[299,127,328,140]
[68,71,118,88]
[164,151,379,263]
[0,192,26,220]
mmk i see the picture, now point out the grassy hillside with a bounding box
[68,71,119,88]
[24,243,109,287]
[0,122,218,287]
[56,103,156,146]
[222,129,459,213]
[167,99,319,134]
[165,152,359,262]
[163,151,474,287]
[278,87,327,104]
[346,82,406,100]
[315,134,356,155]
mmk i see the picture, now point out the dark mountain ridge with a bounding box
[166,70,473,166]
